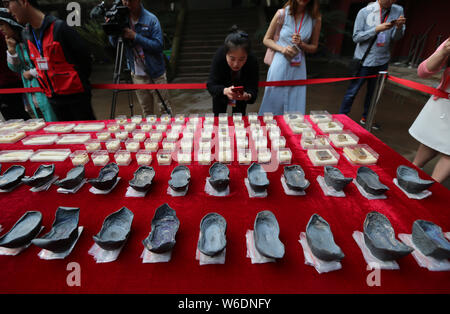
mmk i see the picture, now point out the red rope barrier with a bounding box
[387,75,449,99]
[0,75,447,99]
[0,75,377,94]
[92,83,207,90]
[257,75,377,87]
[0,87,42,94]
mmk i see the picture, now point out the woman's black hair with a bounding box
[28,0,40,9]
[0,9,23,41]
[224,25,251,54]
[11,24,23,41]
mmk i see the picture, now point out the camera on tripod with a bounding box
[90,0,130,36]
[90,0,173,118]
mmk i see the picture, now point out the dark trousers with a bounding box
[339,63,388,119]
[0,83,31,120]
[50,91,96,121]
[213,100,247,117]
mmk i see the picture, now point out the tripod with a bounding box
[109,37,136,119]
[109,36,172,119]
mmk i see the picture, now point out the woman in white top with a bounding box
[409,37,450,183]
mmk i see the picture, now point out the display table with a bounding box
[0,114,449,294]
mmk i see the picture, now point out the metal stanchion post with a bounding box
[365,71,388,132]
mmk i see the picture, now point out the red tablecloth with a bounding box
[0,114,449,294]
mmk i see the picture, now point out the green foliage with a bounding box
[320,8,352,38]
[157,11,177,48]
[77,20,108,47]
[76,20,114,63]
[254,21,270,43]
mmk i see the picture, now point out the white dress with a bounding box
[409,86,450,155]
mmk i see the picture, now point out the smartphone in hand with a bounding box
[390,18,404,26]
[232,86,244,95]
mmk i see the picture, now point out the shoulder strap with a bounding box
[52,19,65,42]
[360,37,377,63]
[360,8,391,63]
[278,8,285,25]
[273,8,285,40]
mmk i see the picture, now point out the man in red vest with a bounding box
[5,0,96,121]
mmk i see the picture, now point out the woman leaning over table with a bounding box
[259,0,321,116]
[207,25,259,117]
[409,37,450,183]
[0,8,57,121]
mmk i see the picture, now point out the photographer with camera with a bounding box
[108,0,173,117]
[5,0,96,121]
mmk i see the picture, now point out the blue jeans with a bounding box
[339,63,388,119]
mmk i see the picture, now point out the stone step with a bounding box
[171,76,209,83]
[180,45,222,53]
[177,50,266,66]
[177,59,213,67]
[181,33,224,40]
[179,51,217,59]
[182,28,261,36]
[184,17,256,30]
[185,22,256,29]
[177,61,267,69]
[176,71,210,77]
[178,56,266,67]
[180,38,265,46]
[182,34,262,41]
[187,10,258,18]
[186,13,259,20]
[175,73,209,83]
[175,8,264,81]
[179,50,264,57]
[175,66,268,77]
[179,47,265,56]
[180,40,263,49]
[181,39,229,46]
[177,65,212,75]
[184,20,258,29]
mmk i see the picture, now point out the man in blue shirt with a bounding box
[111,0,172,116]
[339,0,406,129]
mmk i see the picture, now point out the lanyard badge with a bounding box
[377,8,389,47]
[36,57,49,70]
[376,32,386,47]
[290,12,304,67]
[32,28,48,70]
[290,46,302,67]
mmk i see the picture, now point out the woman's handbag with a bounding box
[348,36,378,76]
[264,8,285,66]
[348,58,364,77]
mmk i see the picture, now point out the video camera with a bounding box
[90,0,130,36]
